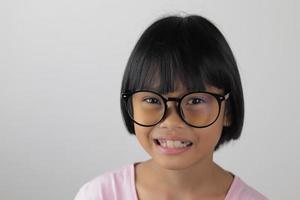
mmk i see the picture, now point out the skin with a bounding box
[133,85,234,200]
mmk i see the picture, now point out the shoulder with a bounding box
[73,163,136,200]
[226,176,269,200]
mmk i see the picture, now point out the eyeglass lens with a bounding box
[126,91,220,127]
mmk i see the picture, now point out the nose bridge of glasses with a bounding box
[165,97,181,109]
[160,97,186,128]
[164,97,182,117]
[166,97,180,103]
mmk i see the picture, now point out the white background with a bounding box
[0,0,299,199]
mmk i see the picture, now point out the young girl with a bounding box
[74,14,268,200]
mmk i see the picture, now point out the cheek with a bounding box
[195,125,223,143]
[193,112,225,148]
[134,124,153,147]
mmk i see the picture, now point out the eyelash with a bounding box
[143,98,161,104]
[187,98,206,105]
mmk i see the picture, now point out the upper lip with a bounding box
[154,136,193,143]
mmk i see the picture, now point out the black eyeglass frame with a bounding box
[121,90,230,128]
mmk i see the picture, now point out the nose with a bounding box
[158,101,186,129]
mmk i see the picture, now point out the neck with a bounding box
[136,155,232,194]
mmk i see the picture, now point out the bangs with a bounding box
[124,32,231,94]
[127,47,207,93]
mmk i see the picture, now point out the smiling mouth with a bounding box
[153,139,193,148]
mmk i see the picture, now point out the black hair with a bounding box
[120,14,244,150]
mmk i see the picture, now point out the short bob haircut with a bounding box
[120,14,244,150]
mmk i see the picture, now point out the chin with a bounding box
[154,157,197,171]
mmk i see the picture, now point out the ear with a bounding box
[223,116,231,127]
[223,107,231,127]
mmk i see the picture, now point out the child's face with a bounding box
[134,85,228,170]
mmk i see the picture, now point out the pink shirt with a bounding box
[74,163,268,200]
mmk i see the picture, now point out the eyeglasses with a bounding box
[121,90,230,128]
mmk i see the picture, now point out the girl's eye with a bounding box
[187,98,206,105]
[143,98,161,104]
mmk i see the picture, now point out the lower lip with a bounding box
[155,142,192,155]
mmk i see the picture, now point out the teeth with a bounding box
[158,140,192,148]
